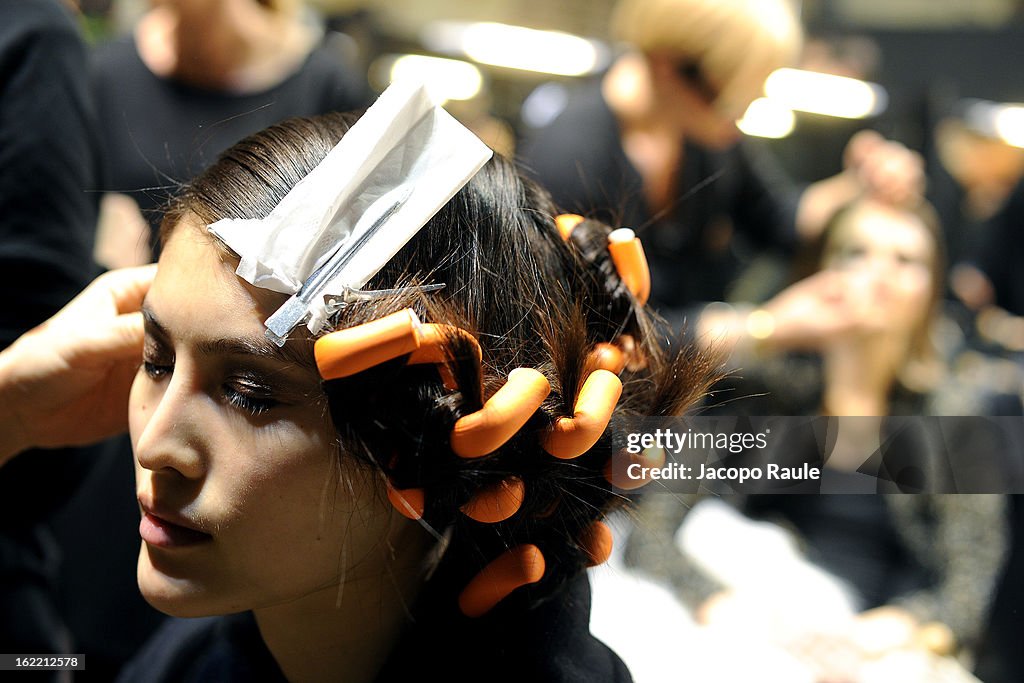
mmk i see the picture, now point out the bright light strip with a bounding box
[737,97,796,138]
[422,21,607,77]
[764,68,888,119]
[993,104,1024,149]
[387,54,483,102]
[962,99,1024,149]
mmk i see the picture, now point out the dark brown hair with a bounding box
[161,111,717,604]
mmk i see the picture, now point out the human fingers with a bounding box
[843,129,885,170]
[47,264,156,331]
[103,264,157,314]
[859,142,925,206]
[64,311,145,368]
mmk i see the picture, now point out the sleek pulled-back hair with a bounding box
[161,111,717,606]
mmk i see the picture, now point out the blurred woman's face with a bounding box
[824,202,935,337]
[129,220,397,617]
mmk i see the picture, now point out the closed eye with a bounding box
[224,377,280,417]
[143,360,173,379]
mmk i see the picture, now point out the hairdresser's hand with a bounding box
[760,270,885,352]
[696,271,882,357]
[844,130,925,208]
[0,265,155,464]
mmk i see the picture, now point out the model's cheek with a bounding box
[899,271,932,313]
[207,430,336,537]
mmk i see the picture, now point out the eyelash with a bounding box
[142,352,279,417]
[224,382,278,417]
[143,359,172,379]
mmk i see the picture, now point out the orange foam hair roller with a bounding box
[607,228,651,306]
[580,520,613,567]
[407,323,483,391]
[603,445,667,491]
[458,544,546,618]
[460,477,525,523]
[450,368,551,458]
[314,309,421,380]
[543,370,623,460]
[586,342,627,375]
[407,323,482,366]
[386,485,425,520]
[315,311,485,391]
[554,213,584,241]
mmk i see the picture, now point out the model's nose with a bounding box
[132,370,207,481]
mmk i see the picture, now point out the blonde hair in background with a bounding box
[610,0,803,117]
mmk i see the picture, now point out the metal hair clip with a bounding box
[264,193,412,346]
[323,283,446,316]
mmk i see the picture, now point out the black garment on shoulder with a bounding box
[118,574,633,683]
[90,34,370,252]
[973,178,1024,316]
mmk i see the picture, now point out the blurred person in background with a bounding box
[931,113,1024,271]
[0,0,101,678]
[91,0,370,268]
[622,196,1010,682]
[518,0,924,322]
[698,198,950,416]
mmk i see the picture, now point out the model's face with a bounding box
[130,222,397,617]
[825,203,935,336]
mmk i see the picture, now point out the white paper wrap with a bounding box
[208,79,493,333]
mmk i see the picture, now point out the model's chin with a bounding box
[136,543,221,618]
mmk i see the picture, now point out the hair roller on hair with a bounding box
[450,368,551,458]
[460,477,525,523]
[386,484,425,520]
[586,342,628,375]
[458,545,546,618]
[315,309,421,380]
[607,228,651,306]
[555,213,585,241]
[543,369,623,459]
[603,445,667,490]
[579,520,614,567]
[407,323,483,391]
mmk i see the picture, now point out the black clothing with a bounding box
[972,178,1024,316]
[0,0,99,349]
[0,0,101,668]
[519,81,800,310]
[974,495,1024,683]
[118,574,633,683]
[91,34,369,252]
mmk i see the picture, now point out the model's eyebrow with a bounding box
[141,303,316,371]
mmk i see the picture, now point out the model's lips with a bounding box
[138,499,212,548]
